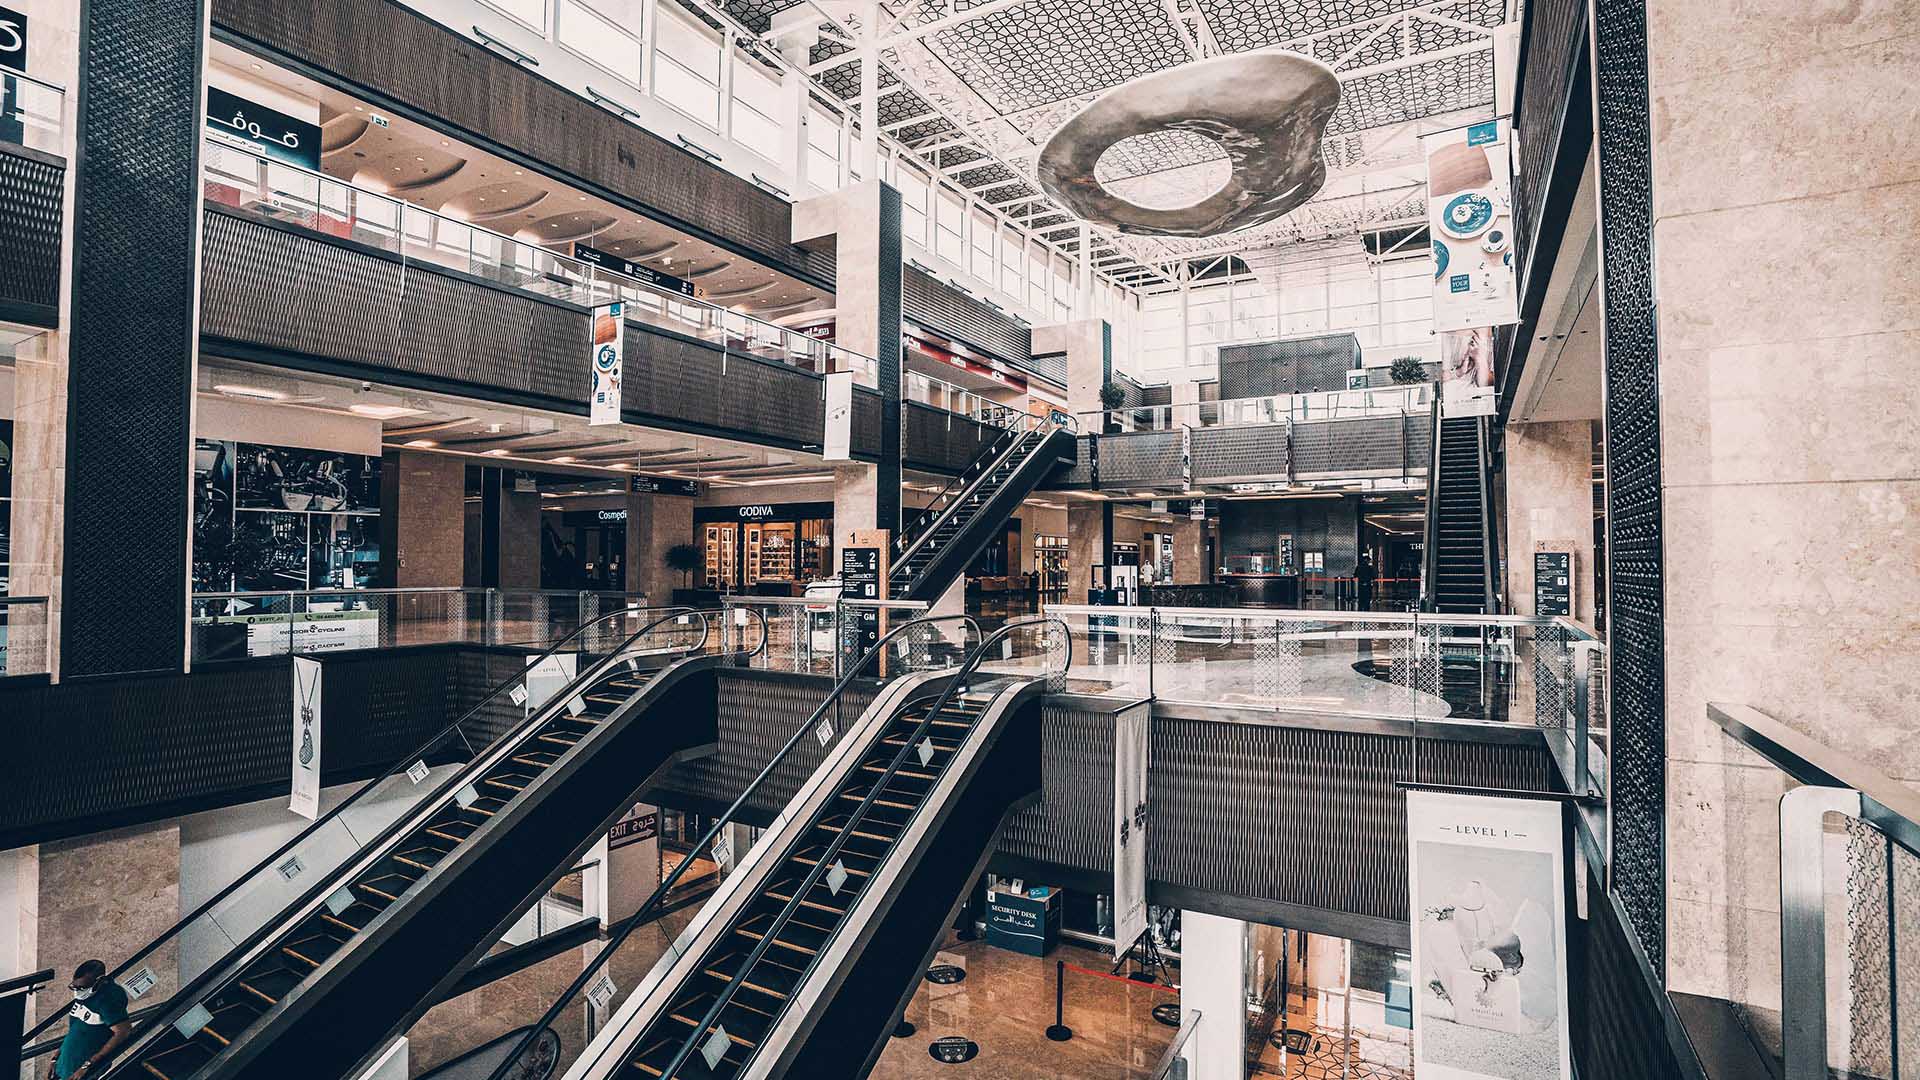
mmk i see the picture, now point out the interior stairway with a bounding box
[1427,415,1496,615]
[889,419,1074,603]
[109,650,723,1080]
[595,676,1044,1080]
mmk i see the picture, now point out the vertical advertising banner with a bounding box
[1111,700,1150,960]
[1426,119,1519,333]
[290,657,322,819]
[1440,325,1498,417]
[1407,790,1571,1080]
[589,302,625,426]
[823,369,854,461]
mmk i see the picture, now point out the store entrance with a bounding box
[542,509,626,591]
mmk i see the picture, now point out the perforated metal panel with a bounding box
[878,184,903,532]
[902,264,1033,368]
[1097,430,1184,485]
[61,0,207,677]
[0,145,64,323]
[1218,334,1363,398]
[1510,0,1587,277]
[1570,866,1688,1078]
[1593,0,1668,975]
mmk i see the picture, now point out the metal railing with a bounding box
[718,595,931,676]
[480,613,988,1080]
[189,588,652,662]
[1082,384,1433,434]
[18,606,750,1066]
[1152,1008,1203,1080]
[904,368,1020,427]
[1708,702,1920,1080]
[0,69,64,155]
[0,595,50,678]
[892,409,1070,573]
[199,138,879,384]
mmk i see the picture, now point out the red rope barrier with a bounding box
[1060,961,1180,995]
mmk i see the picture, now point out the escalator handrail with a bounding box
[26,605,711,1059]
[893,411,1065,569]
[1419,382,1443,612]
[483,613,982,1080]
[651,615,1069,1080]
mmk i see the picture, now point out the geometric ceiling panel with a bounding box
[718,0,807,33]
[930,0,1195,112]
[1325,50,1494,136]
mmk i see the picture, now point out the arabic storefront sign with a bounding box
[0,5,26,74]
[206,85,321,169]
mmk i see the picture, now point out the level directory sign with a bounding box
[1533,551,1571,617]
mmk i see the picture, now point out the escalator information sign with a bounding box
[1533,551,1572,617]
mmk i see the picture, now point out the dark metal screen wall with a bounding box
[1052,416,1432,489]
[1593,0,1668,975]
[1218,334,1363,398]
[902,265,1033,369]
[1570,866,1688,1078]
[877,184,903,533]
[1096,431,1185,486]
[0,650,454,849]
[997,703,1117,873]
[1219,499,1361,578]
[0,145,64,326]
[209,0,833,288]
[1511,0,1589,279]
[61,0,207,677]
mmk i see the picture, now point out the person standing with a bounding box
[49,960,131,1080]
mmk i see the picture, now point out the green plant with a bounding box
[1389,355,1428,384]
[664,542,703,587]
[1098,381,1127,411]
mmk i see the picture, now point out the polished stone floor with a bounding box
[872,933,1179,1079]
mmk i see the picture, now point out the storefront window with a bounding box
[695,503,834,595]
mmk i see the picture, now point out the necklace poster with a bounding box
[1406,789,1570,1080]
[290,657,322,819]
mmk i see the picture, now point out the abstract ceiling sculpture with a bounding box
[1035,52,1341,238]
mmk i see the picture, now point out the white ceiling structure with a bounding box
[724,0,1517,287]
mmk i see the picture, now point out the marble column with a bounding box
[1065,502,1109,603]
[627,492,694,603]
[389,452,467,588]
[36,825,181,1021]
[793,182,903,533]
[1179,909,1246,1080]
[7,334,67,678]
[1033,319,1111,421]
[1502,419,1595,622]
[0,846,38,1027]
[1641,0,1920,1026]
[498,484,543,590]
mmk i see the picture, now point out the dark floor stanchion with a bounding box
[894,1019,917,1038]
[1044,959,1073,1042]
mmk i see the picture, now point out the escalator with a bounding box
[547,619,1059,1080]
[78,609,757,1080]
[1423,413,1498,614]
[889,414,1075,602]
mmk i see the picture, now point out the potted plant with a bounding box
[1389,356,1429,385]
[664,542,707,604]
[1098,381,1127,433]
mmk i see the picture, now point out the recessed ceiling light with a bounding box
[212,383,288,401]
[349,403,426,420]
[553,456,576,464]
[485,449,510,456]
[403,439,438,448]
[249,62,261,70]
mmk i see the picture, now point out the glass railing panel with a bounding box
[0,71,64,155]
[0,596,51,677]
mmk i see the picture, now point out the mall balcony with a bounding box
[5,0,1919,1077]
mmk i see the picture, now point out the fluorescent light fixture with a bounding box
[350,403,427,420]
[552,456,577,464]
[212,383,288,401]
[484,449,511,457]
[403,439,438,448]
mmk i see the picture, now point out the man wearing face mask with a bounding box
[49,960,131,1079]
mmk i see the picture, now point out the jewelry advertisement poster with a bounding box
[290,656,322,819]
[1406,789,1570,1080]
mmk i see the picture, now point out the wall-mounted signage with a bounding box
[589,301,624,426]
[1425,118,1518,333]
[737,504,777,519]
[206,86,321,170]
[0,6,27,74]
[628,475,702,496]
[1407,789,1571,1080]
[560,508,629,526]
[788,318,836,341]
[904,326,1029,391]
[1533,551,1572,617]
[574,242,706,300]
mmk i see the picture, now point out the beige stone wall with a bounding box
[390,452,468,587]
[1646,0,1920,1012]
[1503,420,1594,622]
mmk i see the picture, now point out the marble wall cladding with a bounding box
[10,333,68,677]
[1502,419,1596,621]
[1065,502,1106,603]
[392,451,467,588]
[1646,0,1920,1006]
[34,824,180,1024]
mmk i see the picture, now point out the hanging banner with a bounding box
[1425,118,1518,334]
[823,369,854,461]
[1407,790,1571,1080]
[589,302,624,426]
[1111,700,1150,960]
[290,657,323,819]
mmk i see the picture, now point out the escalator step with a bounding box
[858,762,937,782]
[837,788,919,812]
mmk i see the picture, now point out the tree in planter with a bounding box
[664,542,703,589]
[1389,356,1429,385]
[1098,381,1128,410]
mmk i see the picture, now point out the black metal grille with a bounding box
[1510,0,1588,278]
[1594,0,1667,974]
[1570,867,1688,1078]
[902,264,1033,369]
[877,184,903,533]
[61,0,207,677]
[0,145,63,322]
[1218,334,1362,398]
